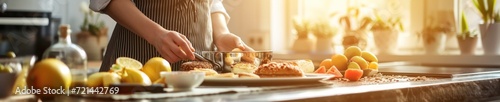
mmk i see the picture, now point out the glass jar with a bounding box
[42,24,88,88]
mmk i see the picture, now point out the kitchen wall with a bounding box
[52,0,271,50]
[53,0,116,41]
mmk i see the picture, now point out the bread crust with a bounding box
[180,61,213,71]
[254,62,305,77]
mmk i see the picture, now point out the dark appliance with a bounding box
[0,0,58,61]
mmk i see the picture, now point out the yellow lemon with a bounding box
[344,46,362,60]
[121,68,152,85]
[361,51,378,62]
[27,59,71,100]
[331,54,348,70]
[142,57,171,82]
[87,72,107,87]
[116,57,143,70]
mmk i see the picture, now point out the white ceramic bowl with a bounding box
[160,71,205,91]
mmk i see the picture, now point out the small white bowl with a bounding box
[160,71,205,91]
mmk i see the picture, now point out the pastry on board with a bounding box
[254,62,305,77]
[180,61,213,71]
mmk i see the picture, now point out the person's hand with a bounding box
[214,33,254,51]
[150,30,195,63]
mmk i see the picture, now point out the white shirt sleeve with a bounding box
[211,0,230,23]
[89,0,111,12]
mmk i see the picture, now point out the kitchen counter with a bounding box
[4,67,500,102]
[55,73,499,102]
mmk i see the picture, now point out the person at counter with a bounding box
[90,0,254,71]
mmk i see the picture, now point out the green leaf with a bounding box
[487,0,497,20]
[461,12,470,33]
[474,0,488,21]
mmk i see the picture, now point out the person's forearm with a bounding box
[103,0,163,43]
[211,13,231,40]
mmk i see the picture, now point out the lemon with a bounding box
[27,59,71,100]
[87,72,107,87]
[116,57,143,70]
[344,46,362,60]
[121,68,152,85]
[103,73,121,87]
[142,57,171,82]
[109,64,124,73]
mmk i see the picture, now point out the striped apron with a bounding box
[99,0,214,72]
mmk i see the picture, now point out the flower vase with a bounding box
[372,29,399,55]
[457,35,478,55]
[423,32,447,55]
[291,36,315,53]
[76,27,108,61]
[315,38,334,54]
[480,23,500,55]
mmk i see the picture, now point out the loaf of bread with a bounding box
[180,61,213,71]
[273,60,315,73]
[254,62,305,77]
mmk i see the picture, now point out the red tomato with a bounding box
[344,69,363,81]
[327,66,343,78]
[314,66,327,74]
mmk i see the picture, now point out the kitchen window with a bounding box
[271,0,500,66]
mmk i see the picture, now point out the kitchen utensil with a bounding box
[194,53,222,70]
[201,51,272,73]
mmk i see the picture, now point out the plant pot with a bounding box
[291,36,315,53]
[342,30,368,50]
[457,36,478,55]
[479,23,500,55]
[76,28,108,61]
[315,37,334,54]
[423,33,447,55]
[372,29,399,54]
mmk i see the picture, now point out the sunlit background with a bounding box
[48,0,494,60]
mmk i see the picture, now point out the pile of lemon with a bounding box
[87,57,172,87]
[319,46,379,77]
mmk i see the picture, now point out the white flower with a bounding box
[80,1,90,14]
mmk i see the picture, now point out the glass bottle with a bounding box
[42,24,88,88]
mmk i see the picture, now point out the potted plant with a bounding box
[473,0,500,55]
[76,2,108,61]
[419,18,454,55]
[311,19,337,53]
[370,13,404,54]
[291,17,315,53]
[338,7,373,50]
[457,12,479,55]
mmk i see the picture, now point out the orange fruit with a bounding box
[327,66,343,78]
[319,59,333,70]
[314,66,327,74]
[27,59,71,100]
